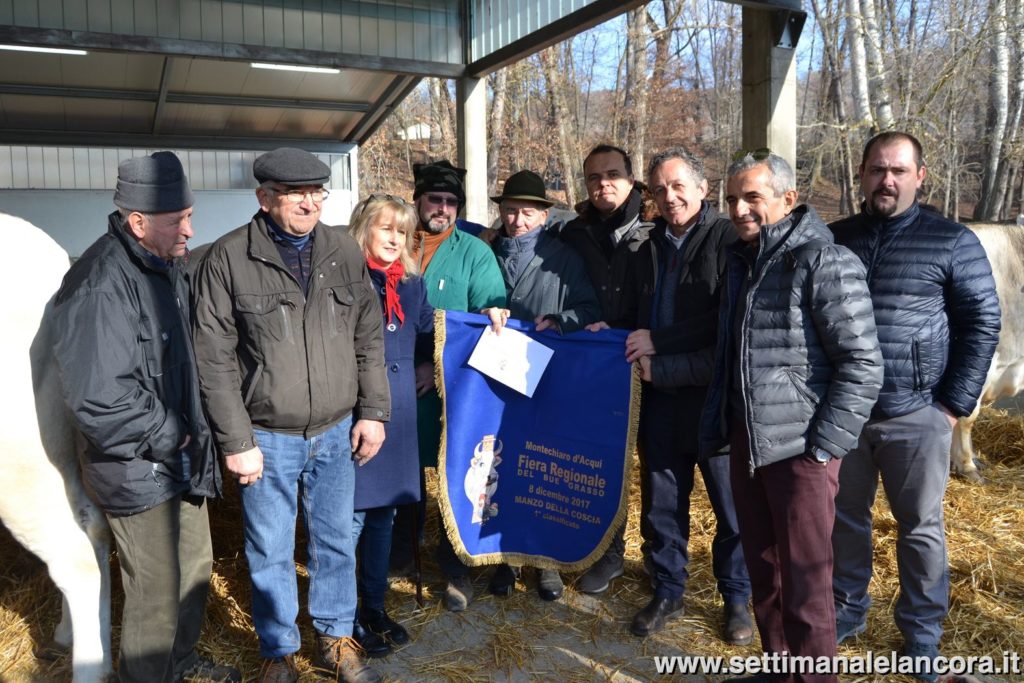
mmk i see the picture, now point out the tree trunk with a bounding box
[975,0,1009,220]
[846,0,874,131]
[861,0,895,130]
[540,46,581,208]
[992,0,1023,218]
[487,69,508,198]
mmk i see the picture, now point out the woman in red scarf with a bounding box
[347,195,434,655]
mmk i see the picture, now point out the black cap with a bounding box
[490,170,553,207]
[413,159,466,205]
[253,147,331,186]
[113,151,194,213]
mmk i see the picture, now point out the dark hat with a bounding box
[490,170,553,207]
[413,159,466,204]
[253,147,331,186]
[113,151,194,213]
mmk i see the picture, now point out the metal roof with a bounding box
[0,0,802,152]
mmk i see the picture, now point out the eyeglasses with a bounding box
[272,187,330,203]
[423,194,460,208]
[732,147,772,162]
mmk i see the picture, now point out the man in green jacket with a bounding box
[390,160,506,612]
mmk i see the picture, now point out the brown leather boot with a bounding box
[314,634,381,683]
[257,655,298,683]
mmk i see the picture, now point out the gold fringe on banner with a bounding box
[434,309,642,572]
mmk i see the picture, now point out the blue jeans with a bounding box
[352,506,396,613]
[241,417,356,657]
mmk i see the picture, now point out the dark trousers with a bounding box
[107,495,212,683]
[730,426,839,683]
[643,391,749,601]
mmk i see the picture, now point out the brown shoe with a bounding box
[314,634,382,683]
[257,655,298,683]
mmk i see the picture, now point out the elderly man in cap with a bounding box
[193,148,390,683]
[52,152,237,682]
[390,159,506,612]
[483,169,602,601]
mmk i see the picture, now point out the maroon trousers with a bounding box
[729,426,840,683]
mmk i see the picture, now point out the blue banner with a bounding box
[435,310,639,570]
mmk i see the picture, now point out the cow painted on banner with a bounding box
[0,213,113,682]
[953,224,1024,482]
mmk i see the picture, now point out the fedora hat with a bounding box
[490,170,554,207]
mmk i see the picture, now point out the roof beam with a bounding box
[153,57,173,134]
[466,0,647,77]
[0,129,356,153]
[346,75,421,144]
[0,25,465,79]
[0,83,370,112]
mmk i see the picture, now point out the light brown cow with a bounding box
[952,224,1024,482]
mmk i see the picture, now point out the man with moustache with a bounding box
[393,159,506,612]
[559,144,653,594]
[621,148,751,641]
[700,151,882,683]
[193,148,389,683]
[830,133,1000,682]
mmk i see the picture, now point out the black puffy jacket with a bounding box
[830,204,1001,419]
[53,212,220,515]
[700,205,883,472]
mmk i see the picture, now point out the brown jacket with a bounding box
[192,214,390,456]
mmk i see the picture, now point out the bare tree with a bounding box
[975,0,1009,220]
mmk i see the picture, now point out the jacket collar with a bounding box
[861,200,920,234]
[729,204,832,269]
[247,211,329,270]
[107,210,177,276]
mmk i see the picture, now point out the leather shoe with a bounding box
[257,655,298,683]
[181,655,241,682]
[537,569,563,601]
[576,552,624,594]
[489,564,520,596]
[361,608,410,646]
[630,595,684,636]
[352,621,392,658]
[723,601,754,645]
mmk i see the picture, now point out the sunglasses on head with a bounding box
[350,193,409,223]
[423,194,460,208]
[732,147,772,162]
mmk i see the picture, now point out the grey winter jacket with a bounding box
[53,212,221,515]
[494,226,602,333]
[699,205,883,471]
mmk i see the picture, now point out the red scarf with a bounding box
[366,255,405,325]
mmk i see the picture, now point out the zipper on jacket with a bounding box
[740,258,757,479]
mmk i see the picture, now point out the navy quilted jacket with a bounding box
[830,204,1001,419]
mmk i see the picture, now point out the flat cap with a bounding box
[253,147,331,186]
[114,151,194,213]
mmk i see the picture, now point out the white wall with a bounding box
[0,189,356,257]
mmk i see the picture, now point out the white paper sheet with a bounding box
[467,325,554,397]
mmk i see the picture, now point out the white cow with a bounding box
[952,224,1024,482]
[0,213,112,681]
